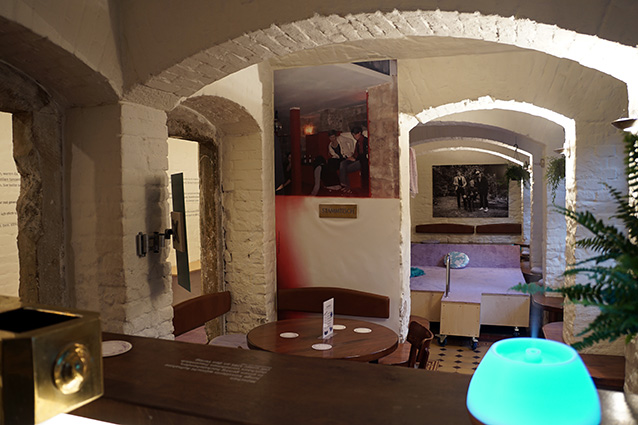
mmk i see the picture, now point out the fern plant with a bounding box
[505,162,531,187]
[514,132,638,350]
[546,155,565,202]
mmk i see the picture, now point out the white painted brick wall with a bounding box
[120,102,173,338]
[562,123,627,354]
[68,102,173,338]
[8,2,636,352]
[544,183,566,288]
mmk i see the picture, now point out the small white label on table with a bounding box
[354,327,372,334]
[322,298,334,339]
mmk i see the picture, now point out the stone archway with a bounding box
[0,61,68,306]
[124,9,638,112]
[123,7,632,346]
[409,119,558,283]
[168,94,265,337]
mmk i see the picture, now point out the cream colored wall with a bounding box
[0,0,122,93]
[278,196,403,333]
[167,137,202,305]
[167,138,201,267]
[0,112,18,296]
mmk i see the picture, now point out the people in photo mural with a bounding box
[305,126,370,197]
[453,168,489,212]
[310,129,351,196]
[476,170,489,211]
[453,170,467,209]
[339,126,369,194]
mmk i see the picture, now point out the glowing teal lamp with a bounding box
[466,338,600,425]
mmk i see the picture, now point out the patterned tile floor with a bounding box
[427,324,526,375]
[429,339,492,374]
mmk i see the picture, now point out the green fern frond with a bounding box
[517,132,638,350]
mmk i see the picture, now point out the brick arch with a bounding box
[405,103,571,284]
[167,94,265,338]
[167,105,218,144]
[411,123,550,271]
[124,10,636,111]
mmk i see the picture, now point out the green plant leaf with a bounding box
[514,132,638,350]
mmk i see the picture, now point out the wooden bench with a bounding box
[277,287,390,319]
[414,223,522,235]
[542,321,625,391]
[475,223,522,234]
[415,223,474,234]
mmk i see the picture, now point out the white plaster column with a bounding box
[398,113,419,340]
[543,182,566,289]
[529,159,545,271]
[563,121,626,355]
[67,102,174,338]
[522,182,531,245]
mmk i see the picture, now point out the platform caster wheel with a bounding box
[471,340,478,350]
[513,327,521,337]
[438,336,447,347]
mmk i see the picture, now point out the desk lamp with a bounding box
[466,337,600,425]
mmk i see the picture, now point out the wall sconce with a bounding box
[303,124,315,135]
[466,338,600,425]
[612,117,638,133]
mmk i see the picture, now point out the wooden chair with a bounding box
[276,287,390,319]
[379,320,434,368]
[173,291,248,348]
[173,291,231,336]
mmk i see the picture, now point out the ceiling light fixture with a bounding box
[612,117,638,133]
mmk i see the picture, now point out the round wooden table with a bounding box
[246,317,398,362]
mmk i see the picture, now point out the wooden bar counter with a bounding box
[72,333,636,425]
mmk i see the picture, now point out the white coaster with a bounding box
[102,340,132,357]
[279,332,299,339]
[333,324,346,330]
[354,327,372,334]
[312,343,332,351]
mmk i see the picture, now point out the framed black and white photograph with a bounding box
[432,164,509,218]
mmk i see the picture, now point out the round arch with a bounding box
[409,122,561,281]
[123,9,638,114]
[167,94,266,337]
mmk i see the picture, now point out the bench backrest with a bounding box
[277,287,390,319]
[411,243,521,268]
[173,291,231,336]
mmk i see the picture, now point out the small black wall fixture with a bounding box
[135,173,191,291]
[135,228,174,257]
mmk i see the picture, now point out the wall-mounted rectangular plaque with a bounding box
[319,204,358,219]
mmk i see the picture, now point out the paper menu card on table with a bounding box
[323,298,334,339]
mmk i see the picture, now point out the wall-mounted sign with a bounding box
[319,204,358,219]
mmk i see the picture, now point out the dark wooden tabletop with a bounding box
[532,292,564,313]
[71,333,637,425]
[73,332,474,425]
[246,317,398,362]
